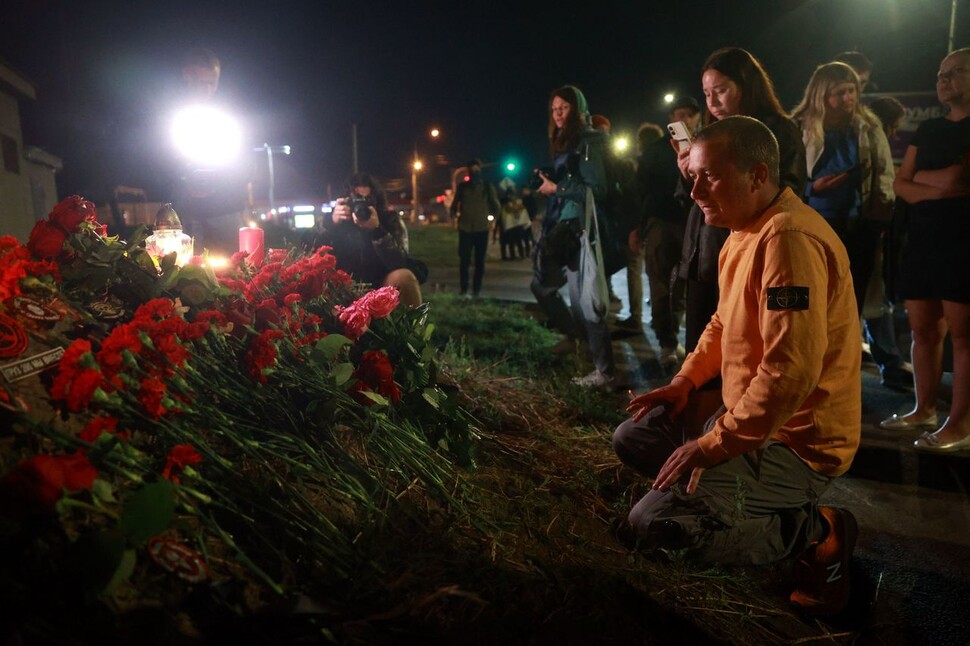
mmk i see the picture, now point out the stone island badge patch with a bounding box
[766,286,809,311]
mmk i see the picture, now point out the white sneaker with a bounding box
[659,344,686,367]
[571,369,615,389]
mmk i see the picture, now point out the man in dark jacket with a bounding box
[450,159,500,297]
[632,97,701,365]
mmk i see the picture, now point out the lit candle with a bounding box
[238,225,265,266]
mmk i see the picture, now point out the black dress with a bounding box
[896,117,970,303]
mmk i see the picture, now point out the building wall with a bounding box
[0,91,34,241]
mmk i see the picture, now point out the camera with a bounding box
[347,194,376,222]
[528,167,552,191]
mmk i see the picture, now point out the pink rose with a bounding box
[337,304,371,339]
[360,286,400,319]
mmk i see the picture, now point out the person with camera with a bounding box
[532,85,616,389]
[311,173,423,307]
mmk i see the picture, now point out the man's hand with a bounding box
[652,439,713,493]
[626,376,693,422]
[811,172,850,193]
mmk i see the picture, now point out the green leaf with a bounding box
[159,252,178,273]
[315,334,352,360]
[423,323,436,342]
[103,549,137,595]
[421,388,440,409]
[91,479,117,505]
[119,480,176,545]
[360,391,389,406]
[333,362,354,386]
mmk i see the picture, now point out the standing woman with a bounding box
[791,62,896,318]
[532,85,615,388]
[879,48,970,451]
[676,48,807,353]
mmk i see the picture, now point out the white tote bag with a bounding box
[578,187,609,323]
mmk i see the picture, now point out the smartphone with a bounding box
[667,121,693,152]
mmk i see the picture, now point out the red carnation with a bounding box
[161,444,203,483]
[80,415,119,443]
[0,452,98,514]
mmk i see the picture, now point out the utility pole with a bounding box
[254,144,291,213]
[351,124,358,174]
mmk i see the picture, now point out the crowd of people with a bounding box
[524,46,969,616]
[298,45,967,615]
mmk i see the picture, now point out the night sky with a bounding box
[1,0,967,204]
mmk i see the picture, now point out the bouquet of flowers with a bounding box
[0,197,478,634]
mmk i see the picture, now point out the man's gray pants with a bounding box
[613,398,830,565]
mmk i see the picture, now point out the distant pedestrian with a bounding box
[498,192,528,260]
[450,158,500,297]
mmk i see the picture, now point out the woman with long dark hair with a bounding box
[878,48,970,452]
[531,85,615,388]
[675,48,807,354]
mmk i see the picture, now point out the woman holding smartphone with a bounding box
[675,47,806,353]
[879,48,970,452]
[531,85,615,389]
[791,62,896,318]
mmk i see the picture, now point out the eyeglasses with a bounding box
[937,67,968,82]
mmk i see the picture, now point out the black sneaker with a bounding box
[615,316,642,330]
[880,365,914,393]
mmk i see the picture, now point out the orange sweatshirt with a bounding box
[677,188,861,477]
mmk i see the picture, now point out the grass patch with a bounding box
[425,294,560,378]
[408,223,460,270]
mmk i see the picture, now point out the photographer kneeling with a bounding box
[309,173,423,307]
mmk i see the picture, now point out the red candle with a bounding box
[238,226,265,266]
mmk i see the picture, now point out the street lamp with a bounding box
[253,143,291,214]
[410,128,441,223]
[411,156,423,222]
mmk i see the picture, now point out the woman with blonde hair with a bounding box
[791,62,895,317]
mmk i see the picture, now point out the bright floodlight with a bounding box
[413,160,423,171]
[613,136,630,154]
[663,93,675,104]
[171,105,242,167]
[430,128,440,138]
